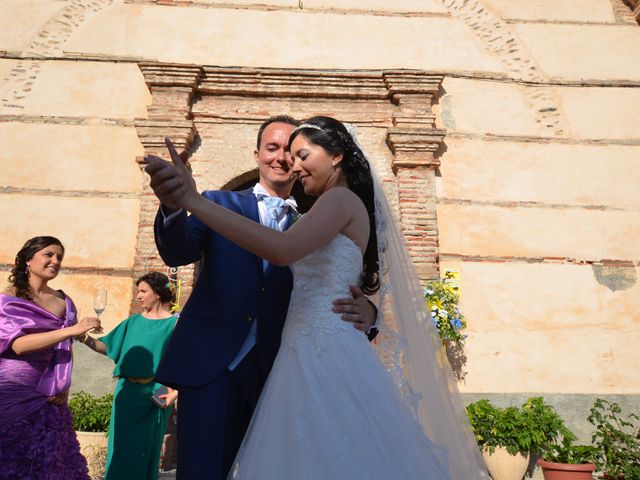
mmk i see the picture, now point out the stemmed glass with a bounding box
[92,287,107,334]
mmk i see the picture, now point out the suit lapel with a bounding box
[237,188,259,222]
[282,211,294,232]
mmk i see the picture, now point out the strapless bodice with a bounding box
[282,234,363,349]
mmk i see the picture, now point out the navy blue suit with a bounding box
[154,188,293,479]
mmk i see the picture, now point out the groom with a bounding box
[146,115,377,480]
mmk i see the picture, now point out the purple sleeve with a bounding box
[0,294,74,397]
[0,299,46,355]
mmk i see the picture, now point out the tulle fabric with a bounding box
[0,402,90,480]
[229,234,449,479]
[359,125,490,479]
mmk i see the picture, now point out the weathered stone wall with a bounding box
[1,0,638,431]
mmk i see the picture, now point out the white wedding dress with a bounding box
[229,233,450,480]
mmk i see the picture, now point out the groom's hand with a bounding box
[333,285,377,335]
[143,138,198,211]
[144,154,182,211]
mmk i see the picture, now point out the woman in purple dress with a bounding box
[0,236,101,480]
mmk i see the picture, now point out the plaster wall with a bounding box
[0,60,150,118]
[0,195,140,268]
[0,0,638,404]
[513,24,640,80]
[0,0,66,52]
[436,139,640,209]
[483,0,617,22]
[303,0,447,13]
[0,123,143,193]
[436,77,640,139]
[560,86,640,139]
[439,204,640,260]
[0,3,617,81]
[440,260,639,394]
[60,5,505,72]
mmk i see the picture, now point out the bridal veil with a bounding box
[349,124,490,479]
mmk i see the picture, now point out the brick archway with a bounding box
[133,64,446,310]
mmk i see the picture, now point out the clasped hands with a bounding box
[143,138,199,212]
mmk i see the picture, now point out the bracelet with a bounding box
[76,332,88,343]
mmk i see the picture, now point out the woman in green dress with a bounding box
[78,272,178,480]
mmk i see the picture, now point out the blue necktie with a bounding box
[261,196,289,230]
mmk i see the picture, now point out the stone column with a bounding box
[133,63,201,312]
[384,72,446,282]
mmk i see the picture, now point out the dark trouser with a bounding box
[175,348,263,480]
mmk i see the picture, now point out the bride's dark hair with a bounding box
[288,116,379,295]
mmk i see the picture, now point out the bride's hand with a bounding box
[143,138,200,211]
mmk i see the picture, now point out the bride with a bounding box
[145,116,489,479]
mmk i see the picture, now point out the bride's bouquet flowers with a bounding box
[424,271,467,344]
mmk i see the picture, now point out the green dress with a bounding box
[100,313,177,480]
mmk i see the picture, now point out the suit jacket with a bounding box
[154,188,293,388]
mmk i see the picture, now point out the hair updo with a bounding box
[288,116,379,295]
[136,271,175,304]
[9,236,65,301]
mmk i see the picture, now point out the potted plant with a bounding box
[587,399,640,479]
[536,438,598,479]
[68,391,113,479]
[467,397,572,480]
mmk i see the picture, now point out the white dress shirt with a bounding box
[228,184,296,370]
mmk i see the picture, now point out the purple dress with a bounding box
[0,293,89,480]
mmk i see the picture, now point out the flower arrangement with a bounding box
[290,210,302,225]
[424,271,467,343]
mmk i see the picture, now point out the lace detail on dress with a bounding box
[282,234,363,355]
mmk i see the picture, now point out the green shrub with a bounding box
[467,397,573,457]
[588,399,640,479]
[544,440,599,464]
[68,391,113,432]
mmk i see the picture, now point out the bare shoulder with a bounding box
[318,186,363,207]
[320,186,369,236]
[303,186,367,230]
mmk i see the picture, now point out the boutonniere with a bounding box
[290,211,302,224]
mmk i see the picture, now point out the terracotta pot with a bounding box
[537,458,596,480]
[482,447,530,480]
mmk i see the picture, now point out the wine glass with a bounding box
[92,287,107,333]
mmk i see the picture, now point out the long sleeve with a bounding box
[154,192,216,267]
